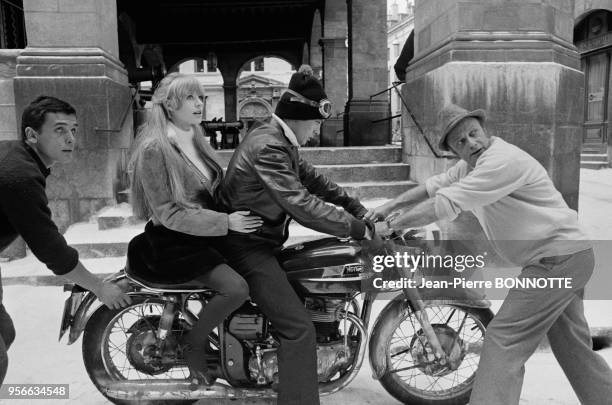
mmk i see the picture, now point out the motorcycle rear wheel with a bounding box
[374,303,493,405]
[82,297,197,405]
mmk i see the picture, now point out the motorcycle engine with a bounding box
[247,297,356,385]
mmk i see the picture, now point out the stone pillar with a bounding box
[0,50,20,141]
[310,9,323,78]
[15,0,132,231]
[404,0,583,241]
[223,80,238,122]
[0,50,25,260]
[344,0,390,145]
[319,0,348,146]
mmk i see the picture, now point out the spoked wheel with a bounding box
[82,297,198,405]
[376,304,493,405]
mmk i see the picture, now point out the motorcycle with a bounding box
[59,231,493,405]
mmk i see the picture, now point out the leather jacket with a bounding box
[219,118,368,245]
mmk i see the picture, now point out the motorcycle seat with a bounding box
[125,233,216,293]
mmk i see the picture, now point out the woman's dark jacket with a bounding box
[219,118,367,247]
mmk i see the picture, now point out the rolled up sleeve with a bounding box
[435,156,526,215]
[425,161,468,197]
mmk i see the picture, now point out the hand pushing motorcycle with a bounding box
[59,230,493,405]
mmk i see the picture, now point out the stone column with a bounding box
[15,0,132,231]
[0,50,25,259]
[0,50,20,141]
[319,0,349,146]
[344,0,390,145]
[223,80,238,122]
[310,9,323,78]
[404,0,583,241]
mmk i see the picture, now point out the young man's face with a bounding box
[292,119,323,146]
[446,117,491,168]
[26,112,78,167]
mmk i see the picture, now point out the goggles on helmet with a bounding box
[285,89,332,119]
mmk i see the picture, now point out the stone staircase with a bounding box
[217,145,413,200]
[581,143,609,170]
[66,145,415,258]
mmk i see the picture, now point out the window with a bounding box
[195,59,205,72]
[0,0,26,49]
[254,57,264,72]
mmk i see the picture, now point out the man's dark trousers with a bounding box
[221,237,320,405]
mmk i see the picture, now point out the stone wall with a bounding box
[405,0,583,210]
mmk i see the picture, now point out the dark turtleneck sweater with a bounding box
[0,140,78,275]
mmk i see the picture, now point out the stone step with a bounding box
[216,145,402,166]
[581,161,609,170]
[580,153,608,163]
[582,145,607,153]
[314,163,410,183]
[341,180,417,200]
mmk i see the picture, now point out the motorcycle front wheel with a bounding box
[82,297,197,405]
[372,303,493,405]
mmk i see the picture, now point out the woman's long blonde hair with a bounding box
[128,72,221,220]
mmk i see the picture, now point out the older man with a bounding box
[367,103,612,405]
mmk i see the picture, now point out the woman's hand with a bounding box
[228,211,263,233]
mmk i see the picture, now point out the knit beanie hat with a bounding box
[275,65,331,120]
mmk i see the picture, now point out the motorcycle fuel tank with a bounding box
[278,237,369,295]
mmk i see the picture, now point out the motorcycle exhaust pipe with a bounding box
[103,380,278,401]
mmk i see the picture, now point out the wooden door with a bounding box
[584,52,610,145]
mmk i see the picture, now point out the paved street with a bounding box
[1,285,610,404]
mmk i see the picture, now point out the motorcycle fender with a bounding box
[368,295,491,379]
[67,291,101,345]
[66,291,158,345]
[368,299,410,380]
[417,287,491,309]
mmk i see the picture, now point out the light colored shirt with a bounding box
[425,136,590,266]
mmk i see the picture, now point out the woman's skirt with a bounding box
[127,221,226,284]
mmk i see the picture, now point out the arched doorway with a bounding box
[574,9,612,158]
[236,56,294,130]
[238,97,273,131]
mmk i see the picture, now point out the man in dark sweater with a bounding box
[0,96,131,384]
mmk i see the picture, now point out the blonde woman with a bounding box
[128,73,261,385]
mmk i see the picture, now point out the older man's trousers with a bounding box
[470,248,612,405]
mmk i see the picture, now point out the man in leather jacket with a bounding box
[219,65,371,405]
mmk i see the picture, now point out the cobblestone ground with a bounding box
[1,285,610,404]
